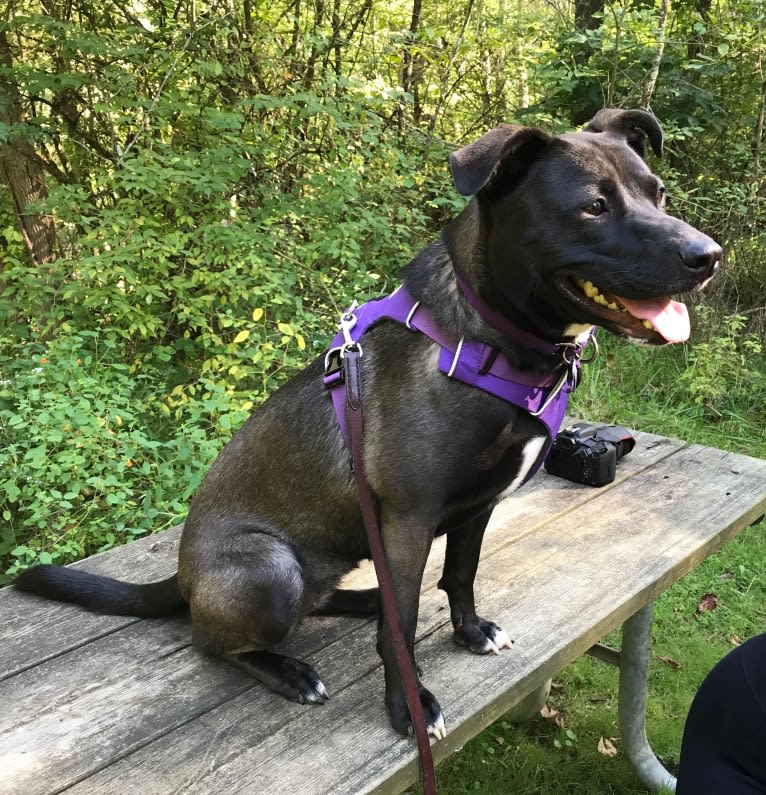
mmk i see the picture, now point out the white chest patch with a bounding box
[496,435,547,504]
[564,323,594,342]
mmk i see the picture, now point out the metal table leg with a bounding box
[619,603,677,792]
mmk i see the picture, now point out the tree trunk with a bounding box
[574,0,605,71]
[575,0,605,32]
[0,29,58,264]
[641,0,670,110]
[401,0,423,125]
[687,0,712,63]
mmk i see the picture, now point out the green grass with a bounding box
[427,334,766,794]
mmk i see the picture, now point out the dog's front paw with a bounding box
[453,617,513,655]
[387,686,447,741]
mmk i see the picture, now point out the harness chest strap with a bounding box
[323,285,592,482]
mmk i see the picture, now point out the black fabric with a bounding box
[677,631,766,794]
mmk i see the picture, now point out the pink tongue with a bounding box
[619,297,691,343]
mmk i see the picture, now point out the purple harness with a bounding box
[323,282,595,485]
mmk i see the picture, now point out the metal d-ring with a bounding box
[558,332,599,367]
[580,333,599,364]
[340,341,363,358]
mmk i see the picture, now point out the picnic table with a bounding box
[2,426,765,794]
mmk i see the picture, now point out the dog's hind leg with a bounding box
[184,530,329,704]
[312,587,379,616]
[232,650,329,704]
[438,514,513,655]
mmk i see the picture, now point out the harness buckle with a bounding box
[324,347,345,385]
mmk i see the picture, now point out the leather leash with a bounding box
[343,345,438,795]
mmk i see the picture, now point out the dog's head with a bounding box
[448,109,721,344]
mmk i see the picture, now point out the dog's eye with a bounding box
[584,199,607,216]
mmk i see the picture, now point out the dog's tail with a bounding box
[13,565,187,618]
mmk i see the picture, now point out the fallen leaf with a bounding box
[550,681,565,692]
[719,572,735,580]
[540,704,565,728]
[598,736,618,757]
[540,704,557,719]
[697,593,719,613]
[729,634,742,646]
[658,655,682,670]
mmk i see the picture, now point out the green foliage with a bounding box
[679,310,765,416]
[0,14,467,577]
[0,330,220,578]
[570,312,766,461]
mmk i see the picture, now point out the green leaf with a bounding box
[2,480,21,502]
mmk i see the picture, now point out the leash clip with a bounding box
[324,302,363,382]
[339,302,363,357]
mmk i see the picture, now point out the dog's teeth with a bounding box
[582,280,600,298]
[642,319,655,330]
[576,279,626,313]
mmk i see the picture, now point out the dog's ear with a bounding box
[449,125,553,197]
[582,108,663,159]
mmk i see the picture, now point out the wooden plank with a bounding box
[52,444,766,795]
[1,428,682,679]
[0,526,182,680]
[0,608,378,795]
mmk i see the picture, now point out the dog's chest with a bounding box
[466,420,548,508]
[493,435,547,502]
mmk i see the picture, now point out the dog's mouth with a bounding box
[557,276,691,343]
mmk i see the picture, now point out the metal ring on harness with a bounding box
[341,341,362,357]
[557,333,598,366]
[579,334,599,364]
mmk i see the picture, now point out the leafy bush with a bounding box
[0,331,214,577]
[680,309,765,417]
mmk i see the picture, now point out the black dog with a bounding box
[14,109,720,740]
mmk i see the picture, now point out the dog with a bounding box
[14,109,721,741]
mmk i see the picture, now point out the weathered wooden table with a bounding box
[2,429,765,795]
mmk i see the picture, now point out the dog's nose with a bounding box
[681,236,722,278]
